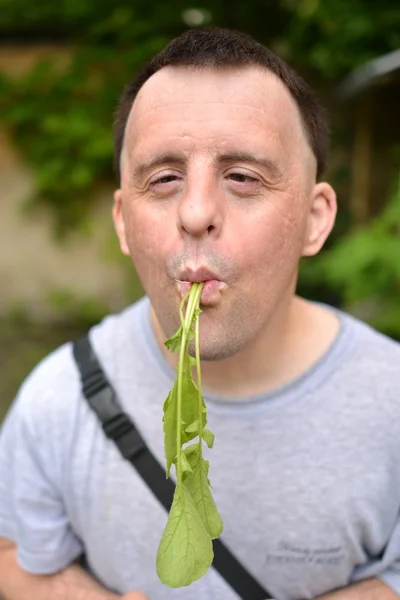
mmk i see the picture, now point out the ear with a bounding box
[301,182,337,257]
[112,189,130,256]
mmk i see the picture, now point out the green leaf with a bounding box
[181,354,206,441]
[202,428,215,449]
[160,282,223,586]
[162,384,178,478]
[163,346,205,477]
[187,326,195,342]
[183,443,199,458]
[156,484,213,588]
[184,420,199,434]
[181,451,193,479]
[164,325,183,352]
[188,354,197,368]
[185,448,223,539]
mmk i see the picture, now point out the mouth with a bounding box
[175,267,227,305]
[177,266,220,283]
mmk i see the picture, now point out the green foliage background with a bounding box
[298,178,400,340]
[1,0,399,232]
[0,0,399,412]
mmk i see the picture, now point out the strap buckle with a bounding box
[103,412,133,440]
[83,368,108,398]
[102,411,146,460]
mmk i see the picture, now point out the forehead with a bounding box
[123,65,311,170]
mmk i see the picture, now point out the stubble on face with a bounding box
[115,65,318,362]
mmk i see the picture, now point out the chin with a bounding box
[187,337,242,362]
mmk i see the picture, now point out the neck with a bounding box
[150,295,340,399]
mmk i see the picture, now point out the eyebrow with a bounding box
[131,151,282,181]
[217,152,282,180]
[132,153,186,180]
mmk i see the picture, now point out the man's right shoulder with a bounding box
[9,297,148,426]
[2,339,88,447]
[0,337,84,463]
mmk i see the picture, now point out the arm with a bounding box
[0,538,119,600]
[316,578,399,599]
[0,361,148,600]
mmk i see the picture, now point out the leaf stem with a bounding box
[179,288,191,324]
[194,302,203,457]
[176,283,203,485]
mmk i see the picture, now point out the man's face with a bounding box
[113,66,335,360]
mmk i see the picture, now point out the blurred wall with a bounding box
[0,125,127,320]
[0,44,128,321]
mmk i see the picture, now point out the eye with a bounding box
[228,173,258,184]
[151,174,180,186]
[148,172,183,196]
[226,170,261,195]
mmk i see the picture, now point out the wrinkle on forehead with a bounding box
[130,65,299,131]
[121,65,316,183]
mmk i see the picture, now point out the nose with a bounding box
[176,171,223,239]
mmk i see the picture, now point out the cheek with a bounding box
[124,205,168,280]
[125,201,162,251]
[236,205,306,277]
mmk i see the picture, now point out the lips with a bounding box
[177,267,220,283]
[175,267,227,305]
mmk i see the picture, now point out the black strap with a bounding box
[73,334,271,600]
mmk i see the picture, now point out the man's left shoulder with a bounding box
[340,309,400,393]
[350,313,400,366]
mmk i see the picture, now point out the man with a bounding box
[0,26,399,600]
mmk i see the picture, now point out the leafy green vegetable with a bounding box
[156,282,224,587]
[156,484,213,588]
[184,445,223,540]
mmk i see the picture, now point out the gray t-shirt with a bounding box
[1,296,400,600]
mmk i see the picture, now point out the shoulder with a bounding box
[12,340,79,427]
[326,305,400,408]
[8,297,148,433]
[338,308,400,369]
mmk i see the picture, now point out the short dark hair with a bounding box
[113,27,329,182]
